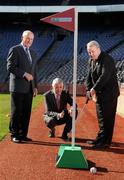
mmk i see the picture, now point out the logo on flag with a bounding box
[40,8,75,32]
[51,17,72,22]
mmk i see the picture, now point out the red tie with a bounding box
[56,95,60,109]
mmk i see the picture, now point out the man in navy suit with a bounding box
[44,78,78,140]
[7,30,38,143]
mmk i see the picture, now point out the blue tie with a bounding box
[25,48,32,64]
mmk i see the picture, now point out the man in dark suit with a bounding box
[85,40,120,148]
[7,30,38,143]
[44,78,78,141]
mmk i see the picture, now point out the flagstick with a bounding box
[72,8,78,148]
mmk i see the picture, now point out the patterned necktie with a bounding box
[25,48,32,64]
[56,95,60,110]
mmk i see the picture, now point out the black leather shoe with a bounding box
[87,140,96,145]
[48,128,55,138]
[21,137,32,141]
[11,137,21,143]
[61,134,69,142]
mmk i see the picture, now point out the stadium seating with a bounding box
[0,26,124,84]
[39,27,124,84]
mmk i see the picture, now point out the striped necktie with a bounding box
[25,48,32,64]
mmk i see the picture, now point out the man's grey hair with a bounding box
[22,30,33,37]
[87,40,100,49]
[52,78,64,87]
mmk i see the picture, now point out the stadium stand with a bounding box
[0,1,124,93]
[36,26,124,84]
[0,25,55,83]
[1,25,124,86]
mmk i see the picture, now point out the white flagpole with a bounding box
[72,8,78,148]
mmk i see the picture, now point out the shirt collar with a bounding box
[21,43,29,51]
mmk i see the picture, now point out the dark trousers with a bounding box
[10,92,33,138]
[45,111,74,136]
[95,98,118,144]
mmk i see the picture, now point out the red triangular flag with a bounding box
[40,8,75,32]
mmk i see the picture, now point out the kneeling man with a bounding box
[44,78,78,140]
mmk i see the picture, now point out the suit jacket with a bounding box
[44,90,73,117]
[86,52,120,102]
[7,44,38,93]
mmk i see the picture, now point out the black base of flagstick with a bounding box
[56,144,88,169]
